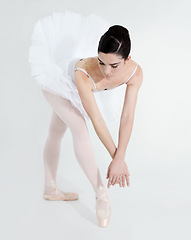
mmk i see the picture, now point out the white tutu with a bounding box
[29,11,126,126]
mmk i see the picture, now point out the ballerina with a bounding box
[29,11,143,227]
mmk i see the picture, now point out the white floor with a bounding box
[1,137,190,240]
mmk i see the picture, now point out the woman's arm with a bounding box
[107,66,143,187]
[75,70,117,159]
[115,66,143,161]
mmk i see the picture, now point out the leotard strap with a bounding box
[125,63,139,83]
[75,68,97,91]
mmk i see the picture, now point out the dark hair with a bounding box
[98,25,131,61]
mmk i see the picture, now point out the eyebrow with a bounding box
[98,57,120,65]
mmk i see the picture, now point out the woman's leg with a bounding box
[41,89,104,193]
[43,110,68,193]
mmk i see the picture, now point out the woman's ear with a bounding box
[124,55,131,64]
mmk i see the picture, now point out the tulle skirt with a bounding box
[29,11,126,126]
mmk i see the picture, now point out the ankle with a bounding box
[44,185,57,193]
[95,186,108,200]
[95,185,105,193]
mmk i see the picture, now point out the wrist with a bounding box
[111,147,117,159]
[114,149,126,162]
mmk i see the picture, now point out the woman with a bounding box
[29,11,143,227]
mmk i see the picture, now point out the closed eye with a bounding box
[98,62,118,68]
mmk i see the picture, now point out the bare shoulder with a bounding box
[74,66,95,93]
[75,57,97,71]
[127,64,143,89]
[84,57,99,72]
[74,57,99,92]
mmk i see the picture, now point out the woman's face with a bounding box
[97,52,130,79]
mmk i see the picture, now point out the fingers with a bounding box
[107,174,130,188]
[111,175,118,185]
[125,175,130,186]
[107,175,113,188]
[122,175,126,187]
[109,175,122,187]
[119,175,130,187]
[119,176,122,187]
[108,175,118,188]
[106,167,110,179]
[106,170,109,179]
[116,175,125,187]
[116,176,121,184]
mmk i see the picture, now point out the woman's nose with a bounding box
[104,66,111,75]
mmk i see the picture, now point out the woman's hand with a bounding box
[106,160,130,188]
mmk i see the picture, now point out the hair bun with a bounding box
[98,24,131,60]
[108,25,129,35]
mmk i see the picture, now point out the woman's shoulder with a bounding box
[75,57,98,71]
[126,60,143,86]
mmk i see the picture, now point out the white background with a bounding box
[0,0,190,239]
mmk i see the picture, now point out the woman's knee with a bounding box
[69,117,90,140]
[41,89,88,136]
[48,111,68,139]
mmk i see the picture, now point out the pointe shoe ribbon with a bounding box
[43,188,79,201]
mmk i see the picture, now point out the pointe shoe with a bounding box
[95,186,111,227]
[43,188,79,201]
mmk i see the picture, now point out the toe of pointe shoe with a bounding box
[96,208,111,227]
[97,217,110,227]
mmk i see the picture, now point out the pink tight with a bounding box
[41,89,104,194]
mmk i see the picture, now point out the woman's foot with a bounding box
[95,186,111,227]
[43,187,79,201]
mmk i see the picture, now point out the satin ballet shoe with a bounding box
[95,186,111,227]
[43,188,79,201]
